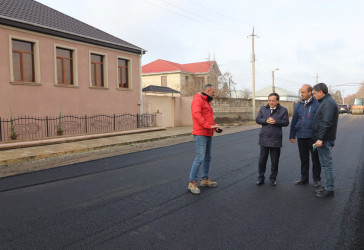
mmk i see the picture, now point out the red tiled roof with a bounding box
[142,59,215,74]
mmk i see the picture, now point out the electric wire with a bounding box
[140,0,245,36]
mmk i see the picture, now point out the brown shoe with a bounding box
[188,181,200,194]
[200,178,218,187]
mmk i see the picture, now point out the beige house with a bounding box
[0,0,145,119]
[142,59,221,95]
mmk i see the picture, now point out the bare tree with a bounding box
[242,87,252,99]
[344,83,364,105]
[331,90,343,104]
[215,71,236,98]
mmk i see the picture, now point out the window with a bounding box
[56,47,73,85]
[185,76,189,84]
[12,39,35,82]
[118,58,129,88]
[161,76,167,87]
[91,53,104,87]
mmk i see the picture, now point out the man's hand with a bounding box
[315,140,323,147]
[290,139,296,143]
[266,117,276,124]
[211,125,220,129]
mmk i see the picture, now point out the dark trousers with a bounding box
[297,138,321,181]
[258,146,281,180]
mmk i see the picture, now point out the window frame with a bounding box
[116,56,132,90]
[161,76,167,87]
[9,35,41,85]
[89,51,108,89]
[54,44,78,88]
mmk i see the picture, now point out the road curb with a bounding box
[0,132,193,165]
[0,127,166,151]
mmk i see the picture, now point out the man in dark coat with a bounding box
[289,84,321,187]
[256,93,289,186]
[312,83,338,198]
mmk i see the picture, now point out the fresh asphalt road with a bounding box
[1,115,364,250]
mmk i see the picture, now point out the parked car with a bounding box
[338,104,349,114]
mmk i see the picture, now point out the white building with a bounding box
[251,86,299,102]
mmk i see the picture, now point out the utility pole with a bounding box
[249,27,257,120]
[316,73,319,84]
[272,68,279,93]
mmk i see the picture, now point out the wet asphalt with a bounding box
[0,114,364,250]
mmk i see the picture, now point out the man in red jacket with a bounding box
[188,84,221,195]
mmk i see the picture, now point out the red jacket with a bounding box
[191,93,216,136]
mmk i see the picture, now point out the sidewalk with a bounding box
[0,123,259,166]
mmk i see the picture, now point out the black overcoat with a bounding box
[256,104,289,147]
[312,94,338,141]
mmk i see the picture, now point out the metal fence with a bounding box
[0,113,156,142]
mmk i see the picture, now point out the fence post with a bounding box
[137,113,140,128]
[85,115,88,133]
[46,116,49,137]
[0,117,2,142]
[113,114,116,131]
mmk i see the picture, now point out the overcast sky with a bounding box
[37,0,364,96]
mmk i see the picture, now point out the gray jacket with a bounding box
[256,104,289,147]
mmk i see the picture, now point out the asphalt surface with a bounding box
[0,114,364,249]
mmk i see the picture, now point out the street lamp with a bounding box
[272,68,279,93]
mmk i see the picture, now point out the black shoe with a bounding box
[270,179,277,186]
[313,186,325,193]
[313,181,321,188]
[316,190,334,198]
[256,179,264,185]
[294,179,308,185]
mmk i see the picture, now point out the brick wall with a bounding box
[212,98,295,124]
[144,95,295,127]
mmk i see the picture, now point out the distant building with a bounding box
[142,59,221,95]
[251,86,299,102]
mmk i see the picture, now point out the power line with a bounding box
[159,0,245,34]
[189,0,253,28]
[255,43,314,77]
[140,0,245,36]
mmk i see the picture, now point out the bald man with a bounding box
[289,84,321,187]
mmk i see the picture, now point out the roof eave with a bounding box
[142,70,185,75]
[0,17,146,55]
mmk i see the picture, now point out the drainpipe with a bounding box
[139,50,143,115]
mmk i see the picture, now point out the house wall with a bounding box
[143,95,295,127]
[142,73,182,91]
[143,95,176,127]
[0,25,141,118]
[174,96,193,126]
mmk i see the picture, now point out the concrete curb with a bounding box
[0,127,166,150]
[0,131,192,165]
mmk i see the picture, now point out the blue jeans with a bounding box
[317,140,335,191]
[189,135,212,182]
